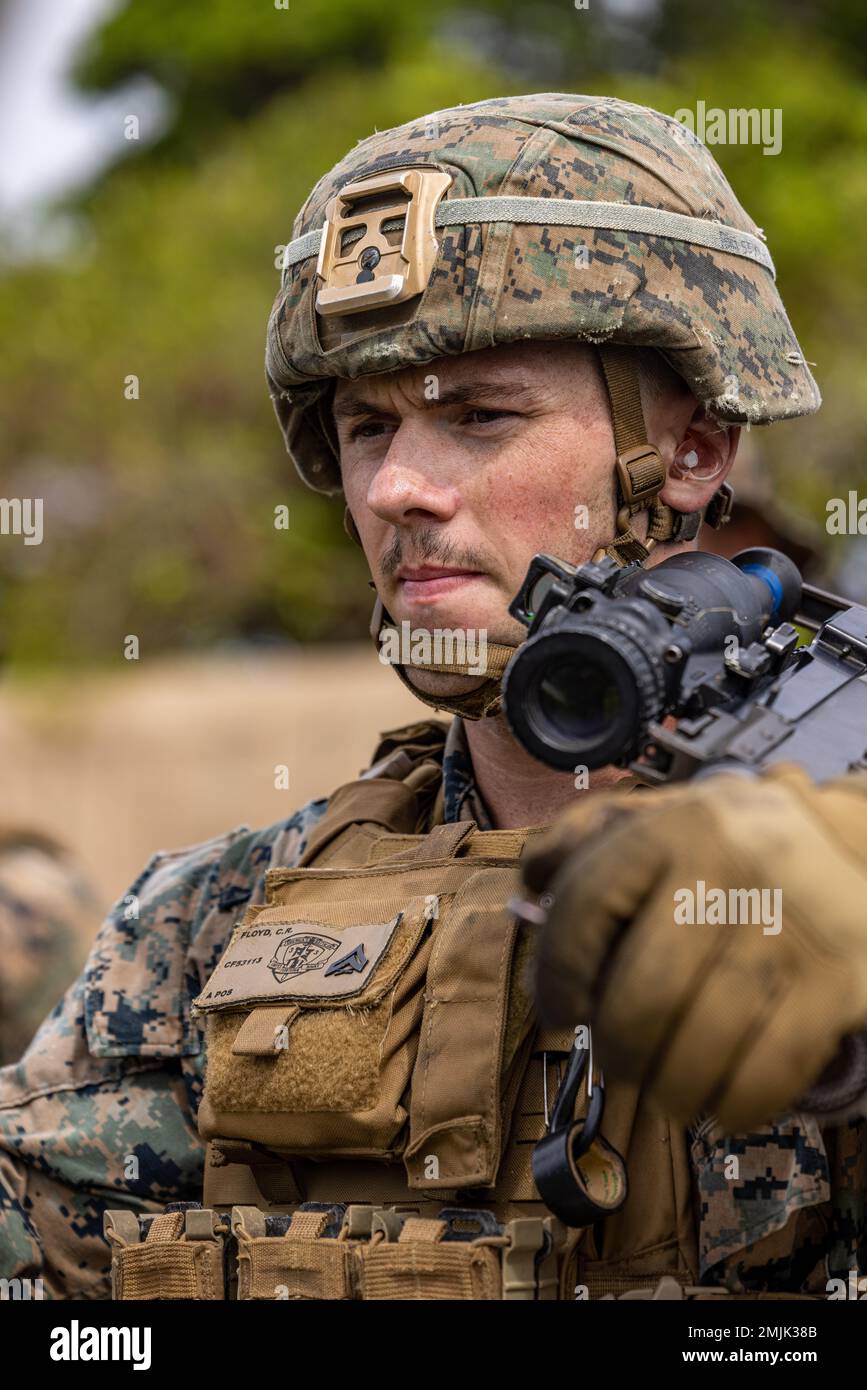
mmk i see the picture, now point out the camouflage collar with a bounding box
[442,717,494,830]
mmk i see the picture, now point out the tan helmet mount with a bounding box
[315,168,453,318]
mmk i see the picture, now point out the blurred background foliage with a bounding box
[1,0,866,667]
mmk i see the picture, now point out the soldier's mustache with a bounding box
[380,527,492,579]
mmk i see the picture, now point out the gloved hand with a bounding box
[521,763,867,1132]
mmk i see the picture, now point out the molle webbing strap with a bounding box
[602,528,656,566]
[147,1212,183,1242]
[231,1003,301,1056]
[647,502,681,542]
[399,820,475,861]
[286,1209,331,1239]
[398,1216,447,1242]
[366,826,538,864]
[204,1144,303,1207]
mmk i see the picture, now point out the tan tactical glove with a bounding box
[521,764,867,1133]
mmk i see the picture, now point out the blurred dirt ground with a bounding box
[0,645,423,951]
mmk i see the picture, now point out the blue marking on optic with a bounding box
[740,562,784,617]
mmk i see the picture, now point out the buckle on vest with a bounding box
[502,1216,566,1301]
[315,167,452,317]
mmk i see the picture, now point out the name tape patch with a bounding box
[195,913,403,1008]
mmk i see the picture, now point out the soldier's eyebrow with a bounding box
[333,380,548,420]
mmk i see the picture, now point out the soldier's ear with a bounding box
[660,407,740,513]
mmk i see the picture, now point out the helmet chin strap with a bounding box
[593,344,732,563]
[348,345,732,720]
[368,595,518,720]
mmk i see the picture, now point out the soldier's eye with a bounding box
[348,419,391,440]
[463,408,513,425]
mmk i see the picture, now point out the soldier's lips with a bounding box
[396,567,485,604]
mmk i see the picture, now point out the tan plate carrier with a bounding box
[103,721,829,1302]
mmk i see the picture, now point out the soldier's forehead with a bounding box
[332,341,597,411]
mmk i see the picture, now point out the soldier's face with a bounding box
[335,342,623,649]
[335,340,706,703]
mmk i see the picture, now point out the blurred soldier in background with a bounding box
[700,437,824,577]
[0,827,93,1064]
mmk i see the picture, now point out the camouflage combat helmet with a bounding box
[265,92,821,717]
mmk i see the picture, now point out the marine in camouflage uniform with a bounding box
[0,828,93,1065]
[2,93,866,1300]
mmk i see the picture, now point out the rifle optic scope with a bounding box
[502,547,802,771]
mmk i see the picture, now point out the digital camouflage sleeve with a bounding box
[0,798,329,1300]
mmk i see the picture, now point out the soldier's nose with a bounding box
[366,443,460,528]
